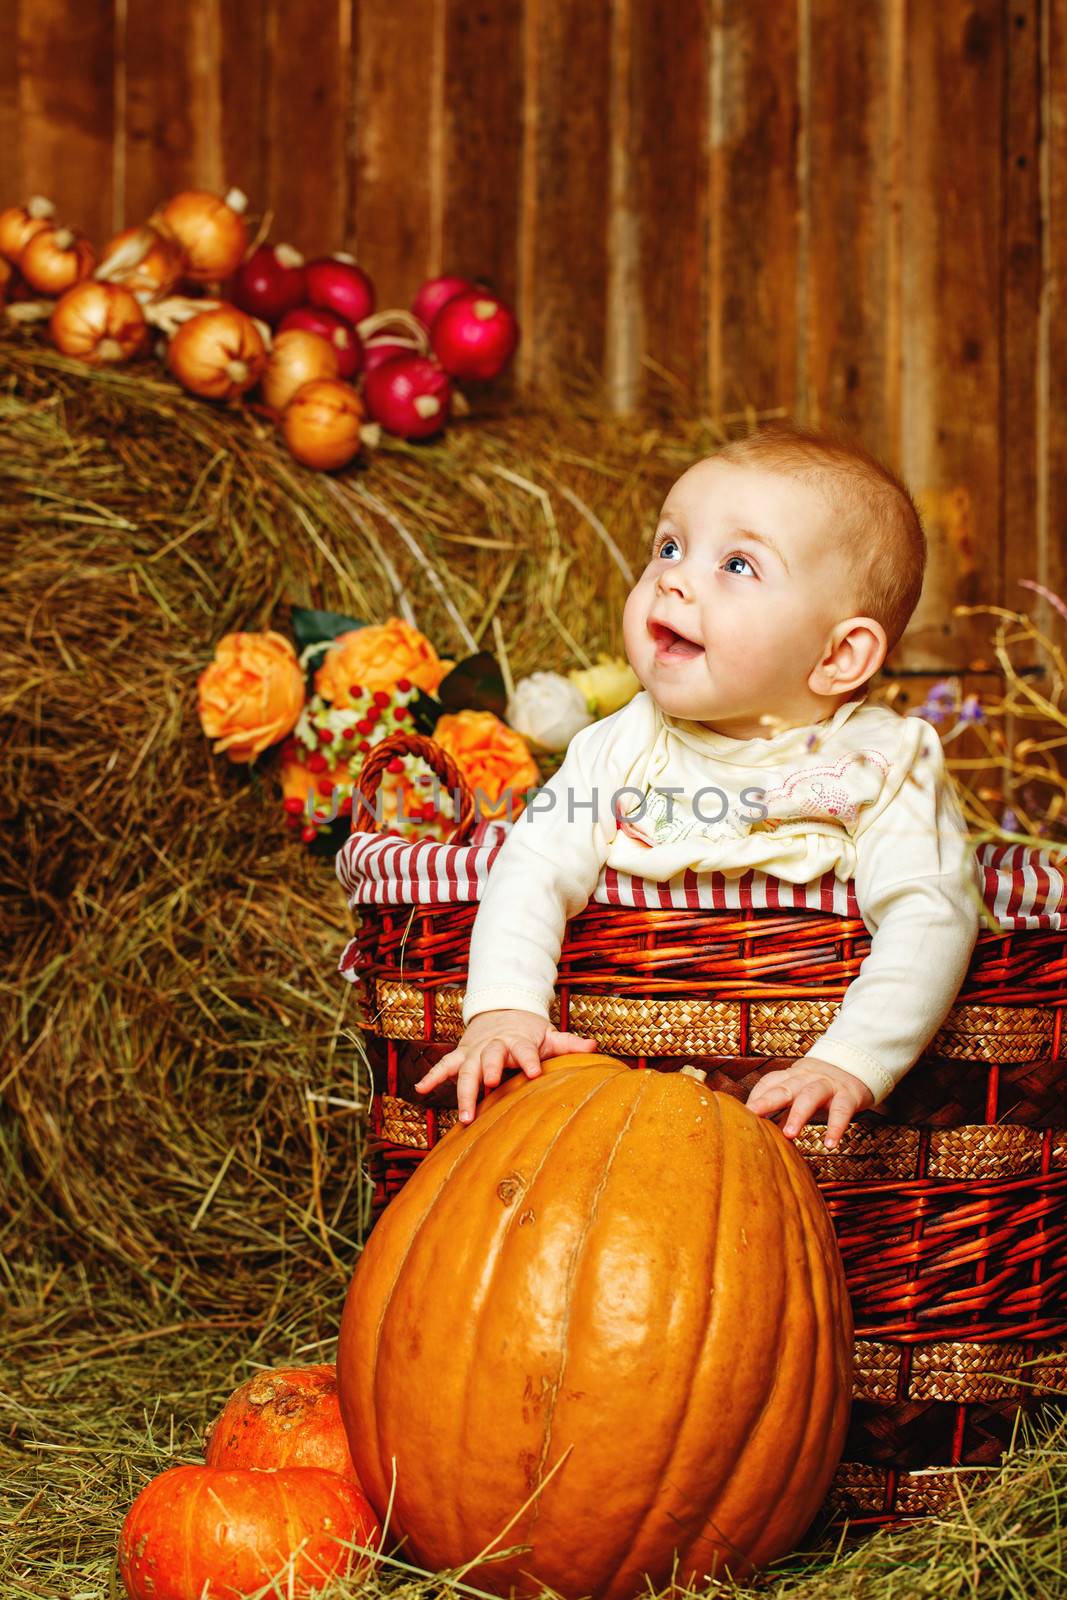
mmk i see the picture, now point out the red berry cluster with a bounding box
[280,676,448,844]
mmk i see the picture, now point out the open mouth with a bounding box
[648,619,704,659]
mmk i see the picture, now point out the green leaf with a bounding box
[308,816,351,859]
[436,652,507,718]
[409,690,443,735]
[290,606,366,653]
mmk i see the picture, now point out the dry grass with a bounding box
[1,329,1063,1597]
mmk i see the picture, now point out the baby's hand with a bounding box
[745,1058,874,1150]
[412,1009,598,1125]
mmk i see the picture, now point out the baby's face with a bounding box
[622,457,853,737]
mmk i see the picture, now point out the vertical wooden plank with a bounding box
[1000,0,1043,671]
[605,0,640,412]
[0,1,21,208]
[516,0,613,390]
[1010,0,1067,822]
[265,0,347,255]
[898,0,1003,671]
[17,0,115,243]
[629,0,710,411]
[1038,0,1067,642]
[439,1,522,306]
[218,0,271,209]
[349,0,440,301]
[124,0,222,224]
[805,0,899,460]
[707,0,801,419]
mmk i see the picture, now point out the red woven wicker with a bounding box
[342,731,1067,1530]
[353,728,476,841]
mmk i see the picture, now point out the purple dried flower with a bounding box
[1000,807,1020,834]
[958,693,984,723]
[917,679,960,725]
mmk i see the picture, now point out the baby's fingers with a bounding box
[508,1039,544,1081]
[542,1028,598,1058]
[781,1082,831,1139]
[413,1049,464,1092]
[823,1094,856,1150]
[746,1074,796,1116]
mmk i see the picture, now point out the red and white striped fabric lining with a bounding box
[336,823,1065,933]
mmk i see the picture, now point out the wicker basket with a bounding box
[340,731,1067,1531]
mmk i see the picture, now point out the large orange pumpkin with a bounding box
[204,1363,359,1480]
[118,1464,379,1599]
[336,1055,853,1597]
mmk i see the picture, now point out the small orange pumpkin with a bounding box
[117,1464,380,1600]
[204,1363,359,1481]
[337,1055,854,1596]
[49,281,148,365]
[167,306,266,401]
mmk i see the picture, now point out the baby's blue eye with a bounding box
[656,537,681,561]
[723,554,755,576]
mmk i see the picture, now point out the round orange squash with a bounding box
[117,1464,379,1599]
[336,1054,853,1597]
[204,1363,359,1481]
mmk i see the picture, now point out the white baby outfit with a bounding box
[462,690,983,1107]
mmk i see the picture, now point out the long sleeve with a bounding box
[796,717,983,1106]
[461,699,644,1024]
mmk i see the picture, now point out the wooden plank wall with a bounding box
[1,0,1065,679]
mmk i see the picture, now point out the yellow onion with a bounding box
[49,281,148,365]
[0,259,11,308]
[96,224,185,299]
[283,379,365,470]
[154,187,249,282]
[0,196,56,263]
[261,329,340,413]
[19,227,95,295]
[167,306,267,400]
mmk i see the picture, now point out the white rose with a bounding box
[506,671,594,752]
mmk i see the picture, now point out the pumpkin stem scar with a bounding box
[496,1172,526,1205]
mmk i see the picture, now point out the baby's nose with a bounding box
[656,564,689,596]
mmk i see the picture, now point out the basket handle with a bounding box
[353,730,476,843]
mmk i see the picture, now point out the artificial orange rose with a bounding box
[278,754,318,809]
[315,618,448,707]
[433,710,540,820]
[197,631,305,762]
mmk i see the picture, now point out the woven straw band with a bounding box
[854,1339,1067,1403]
[368,981,1054,1064]
[374,1094,1062,1184]
[374,1093,1067,1180]
[828,1462,1022,1517]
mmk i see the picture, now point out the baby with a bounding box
[414,421,983,1148]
